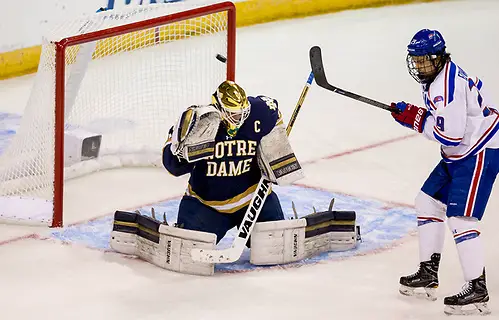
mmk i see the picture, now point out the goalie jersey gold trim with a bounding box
[186,182,268,214]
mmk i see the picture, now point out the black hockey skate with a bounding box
[399,253,440,301]
[443,269,490,316]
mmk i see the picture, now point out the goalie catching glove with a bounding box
[170,105,221,162]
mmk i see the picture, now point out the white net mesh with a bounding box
[0,2,233,225]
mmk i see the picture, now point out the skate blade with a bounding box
[399,285,437,301]
[444,302,491,316]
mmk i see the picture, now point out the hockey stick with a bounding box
[190,71,315,263]
[309,46,398,113]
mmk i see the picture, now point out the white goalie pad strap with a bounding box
[250,219,306,265]
[158,225,217,276]
[110,210,142,256]
[257,124,304,185]
[110,211,216,276]
[110,230,138,256]
[304,231,357,257]
[170,105,221,163]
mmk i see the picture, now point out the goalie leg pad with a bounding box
[257,124,304,185]
[110,210,140,256]
[250,219,307,265]
[158,224,217,276]
[303,210,358,255]
[250,209,360,266]
[110,211,217,276]
[112,212,167,267]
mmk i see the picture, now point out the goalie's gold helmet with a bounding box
[212,80,250,137]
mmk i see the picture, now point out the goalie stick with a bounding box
[309,46,398,113]
[190,71,315,264]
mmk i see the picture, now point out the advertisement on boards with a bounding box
[0,0,225,52]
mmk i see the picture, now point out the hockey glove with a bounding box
[391,101,428,133]
[170,105,221,162]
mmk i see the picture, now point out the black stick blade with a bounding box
[309,46,334,92]
[309,45,395,112]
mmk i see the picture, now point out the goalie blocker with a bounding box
[257,122,303,185]
[250,205,361,265]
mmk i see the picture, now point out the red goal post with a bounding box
[0,2,236,227]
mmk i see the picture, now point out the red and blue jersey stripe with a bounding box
[443,61,457,107]
[433,126,462,146]
[442,112,499,162]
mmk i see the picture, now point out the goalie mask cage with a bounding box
[0,1,236,227]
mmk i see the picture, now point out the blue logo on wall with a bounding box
[107,0,183,10]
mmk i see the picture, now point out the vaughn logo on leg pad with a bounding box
[110,210,217,276]
[250,201,361,266]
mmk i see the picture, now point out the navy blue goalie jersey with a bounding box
[162,95,283,214]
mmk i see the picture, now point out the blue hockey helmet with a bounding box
[406,29,449,84]
[407,29,446,56]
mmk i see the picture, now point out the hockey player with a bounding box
[162,80,301,244]
[391,29,498,315]
[110,80,359,275]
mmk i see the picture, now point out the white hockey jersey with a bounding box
[421,60,499,163]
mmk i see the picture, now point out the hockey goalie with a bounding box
[109,80,361,275]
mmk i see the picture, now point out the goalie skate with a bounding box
[399,253,440,301]
[443,269,491,316]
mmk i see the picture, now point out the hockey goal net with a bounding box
[0,1,236,227]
